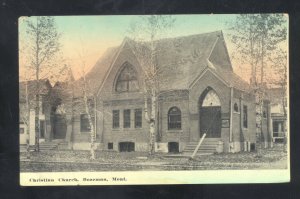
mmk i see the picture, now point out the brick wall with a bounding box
[189,69,231,151]
[159,90,190,143]
[101,99,150,151]
[70,43,259,153]
[231,89,256,152]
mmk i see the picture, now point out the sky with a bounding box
[18,14,287,82]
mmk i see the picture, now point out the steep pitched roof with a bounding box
[127,31,224,91]
[132,31,250,92]
[72,46,120,97]
[212,65,252,92]
[72,30,251,97]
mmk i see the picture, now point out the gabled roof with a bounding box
[71,47,120,97]
[212,66,251,92]
[72,30,252,97]
[127,31,224,91]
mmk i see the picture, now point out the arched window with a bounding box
[201,90,221,107]
[168,107,181,130]
[115,63,139,92]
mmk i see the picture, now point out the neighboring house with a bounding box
[266,87,287,143]
[26,31,273,153]
[19,79,52,146]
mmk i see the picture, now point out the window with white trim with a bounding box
[168,107,181,130]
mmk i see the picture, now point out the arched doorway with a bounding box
[199,88,222,138]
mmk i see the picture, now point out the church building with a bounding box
[22,31,273,154]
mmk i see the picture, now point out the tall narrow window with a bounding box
[80,114,91,132]
[135,109,142,128]
[243,105,248,128]
[123,109,131,128]
[168,107,181,130]
[112,110,120,128]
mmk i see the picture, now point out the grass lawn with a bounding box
[20,144,288,172]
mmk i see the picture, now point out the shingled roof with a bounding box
[73,30,251,97]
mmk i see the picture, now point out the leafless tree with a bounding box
[79,66,97,160]
[268,48,288,150]
[228,14,287,152]
[19,74,31,159]
[21,16,63,151]
[268,48,288,116]
[127,15,175,155]
[70,44,97,160]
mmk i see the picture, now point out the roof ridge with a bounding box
[158,30,222,41]
[126,30,223,44]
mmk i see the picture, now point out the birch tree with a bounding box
[19,77,30,159]
[269,48,288,150]
[80,67,97,160]
[21,16,62,151]
[72,46,97,160]
[228,14,287,152]
[127,15,175,155]
[269,48,288,117]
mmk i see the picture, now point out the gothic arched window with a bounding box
[115,63,139,92]
[168,107,182,130]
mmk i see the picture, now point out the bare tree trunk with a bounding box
[143,86,156,155]
[35,74,40,152]
[34,18,40,152]
[250,16,257,86]
[84,97,96,160]
[25,81,30,159]
[82,74,96,160]
[258,35,265,155]
[149,88,156,155]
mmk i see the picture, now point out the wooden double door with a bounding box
[199,106,221,138]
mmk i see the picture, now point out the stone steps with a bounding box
[39,142,59,151]
[183,138,221,155]
[23,140,66,151]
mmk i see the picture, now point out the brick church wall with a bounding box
[189,69,231,151]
